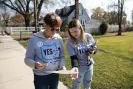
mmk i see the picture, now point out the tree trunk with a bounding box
[118,11,122,35]
[5,20,9,26]
[117,0,123,35]
[24,18,30,27]
[118,22,122,35]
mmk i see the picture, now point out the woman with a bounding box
[66,19,97,89]
[24,13,66,89]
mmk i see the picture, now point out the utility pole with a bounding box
[34,0,38,32]
[75,0,79,19]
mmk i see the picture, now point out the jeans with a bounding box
[34,73,59,89]
[72,64,93,89]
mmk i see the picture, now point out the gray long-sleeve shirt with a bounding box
[66,33,95,68]
[24,31,65,75]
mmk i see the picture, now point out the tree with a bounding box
[108,0,126,35]
[91,6,127,26]
[0,0,31,27]
[131,10,133,25]
[108,11,126,25]
[121,12,127,25]
[10,14,25,26]
[108,3,118,25]
[1,12,10,27]
[117,0,126,35]
[0,14,2,26]
[108,11,118,24]
[0,0,58,27]
[91,7,105,21]
[0,0,72,28]
[0,5,10,27]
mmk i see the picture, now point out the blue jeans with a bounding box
[34,73,59,89]
[72,64,93,89]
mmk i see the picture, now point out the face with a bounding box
[69,27,81,39]
[45,25,60,37]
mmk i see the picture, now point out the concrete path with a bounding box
[0,35,68,89]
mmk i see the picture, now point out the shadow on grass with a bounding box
[98,49,132,61]
[94,34,128,39]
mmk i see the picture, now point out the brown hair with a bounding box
[43,13,62,27]
[68,19,88,45]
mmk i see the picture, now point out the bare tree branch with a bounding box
[2,1,24,15]
[23,0,27,6]
[26,0,31,13]
[15,1,25,14]
[8,0,17,9]
[37,0,45,19]
[17,0,26,12]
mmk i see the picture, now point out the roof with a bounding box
[56,3,81,17]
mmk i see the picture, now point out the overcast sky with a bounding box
[79,0,133,22]
[46,0,133,22]
[7,0,133,22]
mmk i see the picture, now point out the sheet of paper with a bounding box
[45,70,77,74]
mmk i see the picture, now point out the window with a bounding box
[79,9,83,16]
[80,20,82,24]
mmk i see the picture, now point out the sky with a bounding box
[48,0,133,22]
[2,0,132,22]
[78,0,133,22]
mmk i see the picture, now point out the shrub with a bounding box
[99,22,108,35]
[124,25,133,32]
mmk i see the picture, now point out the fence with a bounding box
[8,27,44,35]
[85,25,126,34]
[1,27,44,40]
[0,25,127,40]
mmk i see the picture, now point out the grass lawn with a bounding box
[16,32,133,89]
[91,32,133,89]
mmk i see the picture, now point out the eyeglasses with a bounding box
[50,28,60,32]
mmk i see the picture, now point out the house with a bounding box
[55,3,90,30]
[86,19,101,29]
[85,19,101,34]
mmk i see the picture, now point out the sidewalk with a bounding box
[0,35,68,89]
